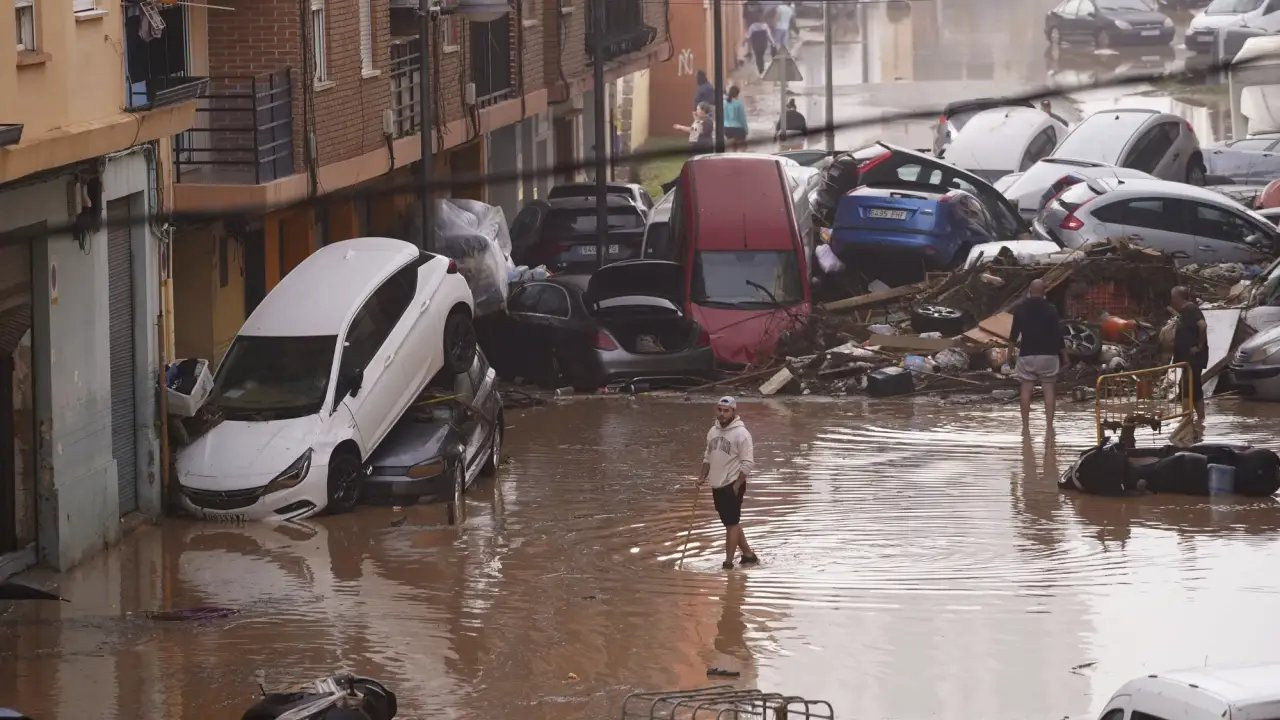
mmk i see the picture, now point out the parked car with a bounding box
[1045,0,1176,49]
[997,157,1158,219]
[546,181,656,213]
[509,195,647,270]
[1096,663,1280,719]
[940,107,1069,183]
[483,261,714,390]
[1034,177,1280,263]
[829,184,1002,284]
[776,149,838,166]
[1204,133,1280,183]
[1231,316,1280,399]
[177,238,478,522]
[641,190,675,260]
[364,349,502,508]
[931,97,1068,157]
[669,155,812,368]
[1049,108,1207,185]
[1185,0,1280,53]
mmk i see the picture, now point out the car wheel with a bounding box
[481,412,503,477]
[910,303,967,336]
[1094,29,1111,49]
[1186,156,1207,186]
[1049,27,1062,47]
[446,462,466,526]
[1062,321,1102,362]
[443,308,477,375]
[325,448,363,515]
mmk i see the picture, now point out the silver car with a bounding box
[1229,322,1280,400]
[996,157,1157,220]
[1033,177,1280,263]
[1049,108,1207,185]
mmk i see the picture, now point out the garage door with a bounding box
[107,199,137,515]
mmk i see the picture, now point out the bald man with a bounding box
[1010,279,1069,432]
[1171,286,1208,422]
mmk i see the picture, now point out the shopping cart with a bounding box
[621,686,835,720]
[1094,362,1194,446]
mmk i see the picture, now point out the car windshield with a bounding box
[1054,114,1151,164]
[1205,0,1262,13]
[692,251,804,308]
[209,335,337,420]
[544,208,644,235]
[1098,0,1155,10]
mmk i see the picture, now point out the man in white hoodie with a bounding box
[699,396,758,569]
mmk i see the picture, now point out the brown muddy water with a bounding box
[5,396,1280,719]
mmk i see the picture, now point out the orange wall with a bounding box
[649,3,743,140]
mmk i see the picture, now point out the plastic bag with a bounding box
[933,348,969,372]
[816,244,845,274]
[432,199,516,316]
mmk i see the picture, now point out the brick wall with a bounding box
[303,0,393,167]
[542,0,670,96]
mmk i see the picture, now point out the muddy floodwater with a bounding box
[6,397,1280,718]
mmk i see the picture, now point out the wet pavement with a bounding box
[5,395,1280,719]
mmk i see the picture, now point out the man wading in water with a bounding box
[699,397,758,569]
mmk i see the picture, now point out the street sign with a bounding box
[763,49,804,83]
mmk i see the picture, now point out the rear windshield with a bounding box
[544,208,644,235]
[692,251,804,308]
[1055,182,1102,213]
[548,186,631,200]
[1054,113,1152,164]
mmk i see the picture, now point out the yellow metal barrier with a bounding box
[1094,362,1194,444]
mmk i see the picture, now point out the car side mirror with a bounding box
[343,367,364,398]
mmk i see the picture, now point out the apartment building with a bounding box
[0,0,203,575]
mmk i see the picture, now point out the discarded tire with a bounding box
[1061,321,1102,362]
[910,304,966,336]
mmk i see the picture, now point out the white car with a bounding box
[1097,662,1280,719]
[1049,108,1207,185]
[1185,0,1280,54]
[940,106,1069,184]
[997,157,1158,220]
[178,238,477,522]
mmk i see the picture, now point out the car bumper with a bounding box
[363,470,451,502]
[596,345,716,382]
[179,464,330,522]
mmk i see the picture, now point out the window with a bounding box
[523,0,539,22]
[1061,0,1083,15]
[73,0,95,12]
[339,263,419,377]
[210,335,339,419]
[310,0,328,84]
[440,15,460,51]
[1190,202,1268,247]
[15,0,35,52]
[692,251,804,308]
[1131,712,1170,720]
[1092,197,1186,233]
[358,0,373,74]
[1098,711,1125,720]
[542,207,644,234]
[1123,122,1179,173]
[1021,127,1060,171]
[1228,137,1278,151]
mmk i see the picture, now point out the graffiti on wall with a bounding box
[677,48,695,76]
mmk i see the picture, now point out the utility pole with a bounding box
[417,0,435,253]
[712,0,725,153]
[823,0,834,151]
[592,0,609,269]
[859,0,870,85]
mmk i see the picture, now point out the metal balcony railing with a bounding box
[390,39,422,138]
[172,70,295,185]
[585,0,657,62]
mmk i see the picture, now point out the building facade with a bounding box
[647,0,742,141]
[0,0,203,575]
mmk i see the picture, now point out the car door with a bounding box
[1207,138,1274,182]
[336,263,420,454]
[1089,196,1200,258]
[1187,200,1276,264]
[504,282,583,381]
[1245,139,1280,184]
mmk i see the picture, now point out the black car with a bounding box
[509,195,647,271]
[363,350,502,511]
[546,182,655,214]
[1045,0,1175,49]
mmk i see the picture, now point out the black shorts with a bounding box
[712,482,747,527]
[725,127,747,141]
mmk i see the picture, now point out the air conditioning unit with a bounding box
[464,82,477,106]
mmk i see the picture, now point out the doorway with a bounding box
[0,241,35,556]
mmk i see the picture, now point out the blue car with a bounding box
[829,184,1001,284]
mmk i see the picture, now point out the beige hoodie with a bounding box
[704,417,755,489]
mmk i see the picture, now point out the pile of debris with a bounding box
[722,239,1228,400]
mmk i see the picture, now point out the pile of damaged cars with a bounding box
[169,201,516,523]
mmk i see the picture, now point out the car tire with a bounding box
[1186,155,1207,186]
[443,308,478,375]
[910,304,967,336]
[325,448,363,515]
[1062,321,1103,362]
[481,412,503,477]
[446,461,466,526]
[1094,29,1111,50]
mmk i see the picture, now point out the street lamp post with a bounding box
[823,1,834,151]
[712,0,725,153]
[591,0,609,269]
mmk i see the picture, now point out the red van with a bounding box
[665,155,812,368]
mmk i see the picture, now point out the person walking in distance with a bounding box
[744,18,776,77]
[1010,279,1069,433]
[1171,286,1208,423]
[699,397,758,569]
[771,1,795,55]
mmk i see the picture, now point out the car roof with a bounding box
[1115,664,1280,714]
[544,195,639,210]
[1097,177,1258,204]
[240,237,419,337]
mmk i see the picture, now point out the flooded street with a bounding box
[6,397,1280,719]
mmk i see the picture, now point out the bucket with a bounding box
[1208,463,1235,495]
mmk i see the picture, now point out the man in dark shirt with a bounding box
[1171,286,1208,422]
[1009,279,1069,433]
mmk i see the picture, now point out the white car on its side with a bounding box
[940,106,1069,184]
[177,237,477,522]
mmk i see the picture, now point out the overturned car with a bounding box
[1061,441,1280,497]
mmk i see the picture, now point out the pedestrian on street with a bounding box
[674,101,716,155]
[693,70,714,111]
[775,98,807,150]
[699,396,759,570]
[1171,286,1208,423]
[771,1,795,55]
[744,19,775,77]
[1010,279,1069,433]
[723,85,749,152]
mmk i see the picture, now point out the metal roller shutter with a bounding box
[107,198,138,515]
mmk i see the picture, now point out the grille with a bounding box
[182,485,266,511]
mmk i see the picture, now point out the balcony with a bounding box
[124,1,208,111]
[470,14,517,106]
[584,0,657,62]
[390,39,422,138]
[173,70,295,186]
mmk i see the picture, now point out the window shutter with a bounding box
[73,0,97,12]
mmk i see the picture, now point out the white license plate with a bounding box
[869,208,909,220]
[1141,29,1159,36]
[579,244,621,256]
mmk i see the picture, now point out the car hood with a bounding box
[1190,11,1247,29]
[587,259,684,305]
[691,303,810,366]
[177,414,324,487]
[368,421,453,468]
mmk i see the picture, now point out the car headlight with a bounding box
[264,449,313,494]
[1163,16,1173,27]
[407,457,446,479]
[1257,339,1280,362]
[1114,19,1133,30]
